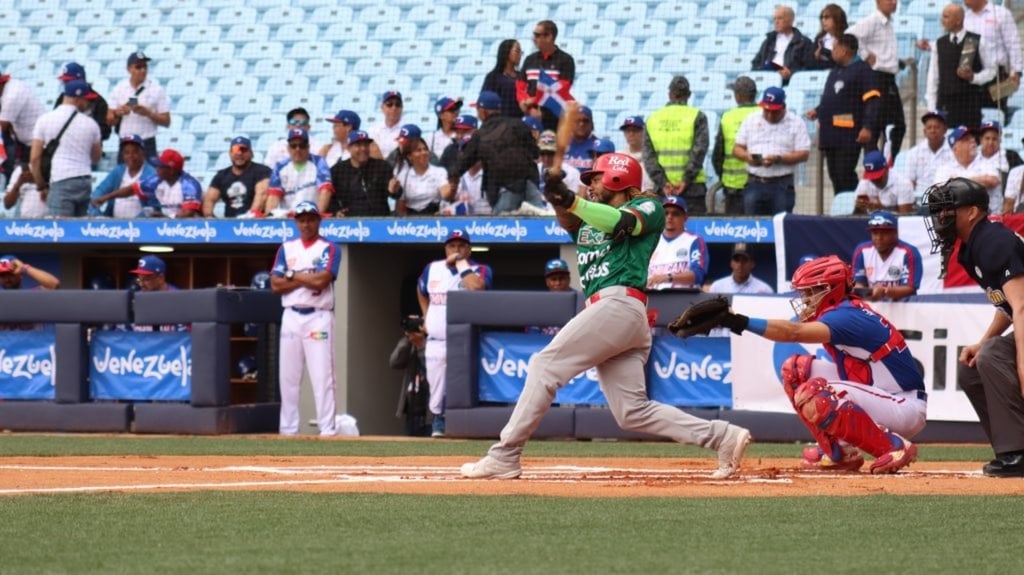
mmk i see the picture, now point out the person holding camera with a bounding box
[851,211,922,302]
[389,315,430,437]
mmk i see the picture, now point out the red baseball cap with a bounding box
[148,149,185,171]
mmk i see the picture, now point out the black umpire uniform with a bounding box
[816,56,881,193]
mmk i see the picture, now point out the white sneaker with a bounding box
[711,425,752,479]
[460,455,522,479]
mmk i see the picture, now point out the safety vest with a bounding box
[720,105,760,190]
[647,104,705,185]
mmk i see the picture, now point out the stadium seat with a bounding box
[338,41,383,60]
[176,94,222,118]
[357,6,401,24]
[213,75,260,99]
[590,37,634,57]
[982,108,1005,126]
[252,59,297,80]
[672,19,718,38]
[712,54,752,74]
[628,72,675,96]
[602,3,646,24]
[366,75,414,97]
[456,4,500,23]
[225,95,274,117]
[436,39,484,59]
[788,71,830,94]
[407,5,451,23]
[452,56,492,77]
[374,22,418,42]
[784,89,807,114]
[189,115,235,138]
[64,0,98,13]
[623,20,668,39]
[199,59,247,80]
[213,6,258,26]
[301,58,346,78]
[830,191,857,216]
[906,0,941,16]
[557,38,584,58]
[276,94,324,116]
[554,3,599,22]
[192,42,235,63]
[387,40,434,59]
[689,72,728,94]
[239,41,284,62]
[46,44,90,64]
[119,7,162,26]
[470,21,517,41]
[262,7,306,26]
[746,71,781,92]
[6,61,53,82]
[805,0,849,18]
[328,95,373,119]
[658,54,707,76]
[572,21,618,41]
[352,57,397,78]
[702,1,747,21]
[276,24,321,45]
[403,57,450,79]
[423,22,469,42]
[853,2,878,19]
[198,134,233,156]
[702,89,738,113]
[145,43,186,62]
[129,25,174,45]
[0,44,41,63]
[161,133,197,156]
[82,26,127,46]
[179,26,222,45]
[35,25,77,46]
[323,23,369,43]
[420,75,466,100]
[1002,128,1021,152]
[752,0,799,18]
[166,77,211,100]
[24,10,68,29]
[608,54,655,74]
[692,36,740,56]
[212,152,232,172]
[72,9,115,28]
[722,17,770,39]
[592,92,641,115]
[0,27,31,45]
[264,76,310,98]
[640,37,687,57]
[225,24,270,45]
[574,73,622,100]
[166,6,211,29]
[314,76,362,97]
[652,1,699,21]
[504,5,549,24]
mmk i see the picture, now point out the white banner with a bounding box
[729,295,992,422]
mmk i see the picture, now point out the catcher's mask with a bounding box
[789,255,852,321]
[920,177,989,255]
[579,153,642,192]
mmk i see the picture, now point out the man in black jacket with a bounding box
[449,91,542,214]
[54,62,112,141]
[329,131,394,216]
[925,3,996,129]
[752,5,814,85]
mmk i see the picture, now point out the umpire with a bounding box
[923,177,1024,477]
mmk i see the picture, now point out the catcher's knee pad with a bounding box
[780,354,815,401]
[793,378,839,429]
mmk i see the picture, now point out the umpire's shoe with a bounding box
[983,453,1024,478]
[460,455,522,480]
[712,425,752,479]
[868,433,918,474]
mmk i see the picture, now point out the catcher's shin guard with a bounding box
[780,353,815,402]
[793,378,898,458]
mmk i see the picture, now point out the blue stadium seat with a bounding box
[702,1,747,21]
[328,95,373,119]
[628,72,675,96]
[262,7,306,26]
[572,20,618,41]
[254,133,281,155]
[301,58,346,78]
[784,89,807,114]
[457,4,501,23]
[722,17,770,39]
[176,94,223,118]
[656,54,706,76]
[805,0,849,18]
[35,25,78,46]
[436,39,484,58]
[64,0,98,13]
[470,21,517,41]
[452,56,492,77]
[982,108,1005,126]
[592,92,641,116]
[338,41,383,60]
[504,5,549,24]
[166,6,210,29]
[556,38,584,58]
[357,6,401,24]
[554,3,599,22]
[602,3,646,24]
[403,57,450,79]
[420,75,466,100]
[264,76,310,98]
[906,0,941,16]
[712,54,752,74]
[575,73,622,100]
[196,0,245,11]
[72,9,115,28]
[24,9,68,30]
[225,24,270,45]
[47,44,90,64]
[252,59,297,79]
[688,72,728,94]
[314,76,362,97]
[830,192,857,215]
[787,71,830,94]
[120,8,162,27]
[388,40,434,59]
[129,25,174,45]
[652,1,699,21]
[199,59,247,80]
[295,0,337,6]
[853,2,879,19]
[374,23,419,43]
[672,19,718,38]
[692,36,739,56]
[144,43,186,62]
[276,24,321,45]
[198,134,233,156]
[640,37,687,57]
[0,28,32,46]
[608,54,655,74]
[701,89,737,113]
[179,26,222,45]
[407,5,452,23]
[366,75,414,97]
[82,26,126,46]
[161,133,198,157]
[590,37,634,57]
[190,115,235,138]
[423,22,469,42]
[275,94,324,116]
[213,75,260,98]
[0,44,41,63]
[623,20,667,39]
[1002,128,1021,152]
[102,61,126,82]
[166,77,211,100]
[225,95,274,117]
[317,6,356,25]
[239,41,284,62]
[746,71,781,92]
[353,57,397,80]
[214,6,258,26]
[192,42,235,63]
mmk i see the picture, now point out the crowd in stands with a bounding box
[1,1,1022,218]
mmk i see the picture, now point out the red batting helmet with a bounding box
[789,255,852,321]
[579,153,642,192]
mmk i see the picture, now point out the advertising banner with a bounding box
[0,331,55,400]
[90,331,192,401]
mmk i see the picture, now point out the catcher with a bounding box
[670,255,926,473]
[460,122,752,480]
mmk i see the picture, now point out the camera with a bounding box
[401,315,424,332]
[127,97,138,107]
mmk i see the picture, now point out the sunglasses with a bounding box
[231,145,250,153]
[533,31,549,38]
[289,142,309,150]
[384,101,403,108]
[287,118,310,126]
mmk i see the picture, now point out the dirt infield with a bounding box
[2,454,1021,497]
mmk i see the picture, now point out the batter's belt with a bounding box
[585,286,648,308]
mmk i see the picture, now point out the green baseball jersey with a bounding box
[572,196,666,296]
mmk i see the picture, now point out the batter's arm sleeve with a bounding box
[684,112,709,184]
[711,127,725,177]
[642,129,668,190]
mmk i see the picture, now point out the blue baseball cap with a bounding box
[230,136,251,150]
[544,258,570,277]
[434,96,463,114]
[867,211,898,229]
[127,51,151,66]
[619,115,645,130]
[58,61,86,82]
[454,114,478,130]
[445,229,471,244]
[948,125,975,147]
[120,134,145,148]
[347,130,373,145]
[130,255,166,276]
[287,128,309,142]
[980,120,1001,134]
[522,116,543,132]
[292,200,320,217]
[662,196,688,212]
[0,255,16,274]
[577,105,593,118]
[63,79,95,99]
[472,91,501,110]
[921,109,947,124]
[327,109,361,130]
[397,124,421,142]
[760,86,786,110]
[863,150,888,180]
[381,90,402,104]
[591,138,616,155]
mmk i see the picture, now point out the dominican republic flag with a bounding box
[536,71,574,118]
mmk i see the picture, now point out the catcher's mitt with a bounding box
[668,296,751,338]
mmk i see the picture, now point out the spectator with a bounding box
[482,39,524,118]
[263,107,322,171]
[369,90,405,159]
[127,255,189,333]
[855,150,916,214]
[733,87,811,215]
[713,77,761,214]
[389,314,430,437]
[538,129,582,196]
[809,4,849,69]
[319,110,374,168]
[543,258,572,292]
[107,51,170,159]
[89,134,155,218]
[390,138,449,216]
[647,196,708,290]
[901,110,953,199]
[450,91,544,215]
[55,62,112,141]
[29,79,102,217]
[752,4,814,84]
[852,211,923,301]
[0,72,45,179]
[925,3,996,129]
[848,0,906,160]
[518,20,576,131]
[265,128,334,215]
[203,136,272,218]
[807,33,879,194]
[0,254,60,291]
[117,149,202,218]
[329,131,394,217]
[428,97,463,158]
[564,106,600,171]
[387,124,439,170]
[270,201,342,436]
[976,121,1021,205]
[1003,161,1024,214]
[522,116,543,142]
[644,75,710,214]
[417,229,492,437]
[708,243,774,294]
[932,126,1001,213]
[3,164,48,218]
[618,116,655,195]
[963,0,1023,108]
[589,138,615,162]
[439,114,477,173]
[439,115,491,215]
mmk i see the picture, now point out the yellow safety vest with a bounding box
[720,105,761,190]
[647,104,705,185]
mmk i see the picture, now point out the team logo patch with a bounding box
[309,331,329,341]
[887,265,901,279]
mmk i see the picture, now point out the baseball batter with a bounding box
[461,152,752,480]
[270,201,341,436]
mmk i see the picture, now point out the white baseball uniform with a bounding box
[268,155,334,212]
[647,231,708,289]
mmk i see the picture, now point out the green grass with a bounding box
[1,493,1021,575]
[0,433,996,461]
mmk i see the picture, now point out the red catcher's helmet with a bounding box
[580,153,642,192]
[789,255,852,321]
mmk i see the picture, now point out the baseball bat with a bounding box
[550,101,578,179]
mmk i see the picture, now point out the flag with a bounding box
[536,71,574,118]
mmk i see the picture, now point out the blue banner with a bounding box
[90,331,192,401]
[0,331,55,400]
[476,332,732,407]
[1,217,774,245]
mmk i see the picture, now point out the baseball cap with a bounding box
[866,211,898,229]
[619,115,645,130]
[120,134,145,148]
[862,150,888,180]
[293,200,320,217]
[130,255,166,276]
[948,125,975,147]
[731,243,751,259]
[326,110,361,130]
[381,90,402,104]
[921,110,947,124]
[760,87,786,110]
[522,116,543,132]
[577,105,593,118]
[0,255,16,274]
[148,149,185,171]
[127,51,151,66]
[590,138,615,155]
[445,229,471,244]
[472,91,501,110]
[230,136,251,151]
[538,130,557,152]
[454,114,478,131]
[980,120,1001,135]
[662,196,688,212]
[347,130,373,145]
[434,96,463,114]
[728,75,758,96]
[63,79,97,99]
[57,61,86,82]
[669,75,690,96]
[287,128,309,142]
[544,258,570,277]
[397,124,421,142]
